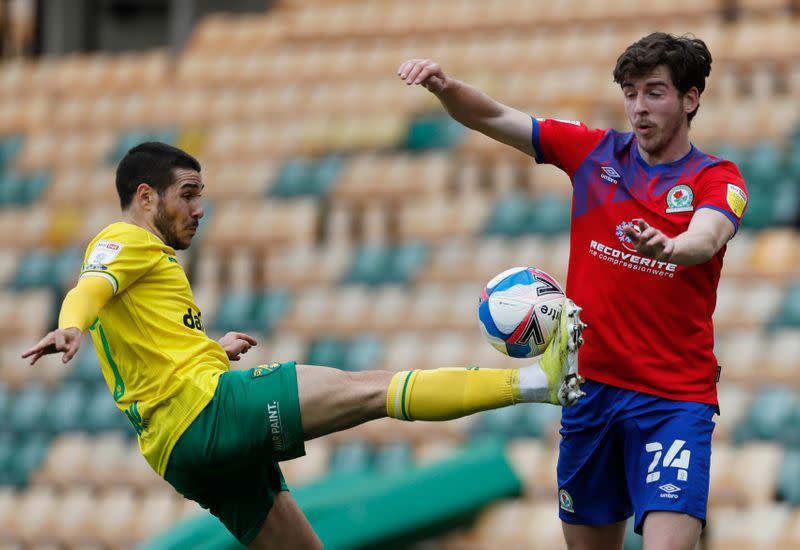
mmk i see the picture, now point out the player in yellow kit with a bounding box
[23,142,585,549]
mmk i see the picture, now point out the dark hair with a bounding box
[613,32,712,123]
[115,142,201,209]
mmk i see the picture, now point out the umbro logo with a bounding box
[658,483,681,499]
[600,166,621,184]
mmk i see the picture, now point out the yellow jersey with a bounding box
[80,222,229,475]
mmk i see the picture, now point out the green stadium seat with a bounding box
[0,172,26,205]
[778,450,800,505]
[372,442,412,475]
[772,181,800,226]
[69,346,104,387]
[712,143,747,167]
[309,154,344,196]
[253,289,291,333]
[736,387,798,443]
[472,406,526,439]
[7,433,49,487]
[771,283,800,328]
[11,250,52,290]
[212,290,258,332]
[51,247,83,289]
[389,241,428,284]
[483,195,530,237]
[342,245,389,285]
[0,135,23,176]
[328,441,373,475]
[0,432,15,485]
[18,170,49,205]
[528,194,572,235]
[108,129,178,165]
[0,382,9,420]
[518,403,562,438]
[343,336,382,371]
[306,337,348,370]
[44,382,87,434]
[8,384,49,435]
[744,140,784,188]
[405,113,464,151]
[83,385,130,434]
[270,157,312,198]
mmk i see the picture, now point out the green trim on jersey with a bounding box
[96,322,125,401]
[81,269,120,292]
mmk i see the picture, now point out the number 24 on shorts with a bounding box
[644,439,691,483]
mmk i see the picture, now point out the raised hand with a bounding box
[398,59,448,93]
[218,331,258,361]
[22,327,83,365]
[622,218,675,261]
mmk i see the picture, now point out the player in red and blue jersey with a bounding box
[400,32,747,550]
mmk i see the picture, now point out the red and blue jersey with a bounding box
[532,118,748,405]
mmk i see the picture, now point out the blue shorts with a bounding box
[557,379,716,534]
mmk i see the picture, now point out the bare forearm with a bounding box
[668,229,722,266]
[434,78,505,130]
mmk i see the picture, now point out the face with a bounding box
[621,65,697,160]
[152,168,204,250]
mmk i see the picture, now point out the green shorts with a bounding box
[164,362,306,545]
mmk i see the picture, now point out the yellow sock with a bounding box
[386,367,520,421]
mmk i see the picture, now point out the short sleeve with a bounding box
[694,161,748,232]
[531,117,607,178]
[80,232,160,295]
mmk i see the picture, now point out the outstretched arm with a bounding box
[398,59,535,157]
[622,208,735,266]
[22,276,114,364]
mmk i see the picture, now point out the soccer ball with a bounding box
[478,267,565,358]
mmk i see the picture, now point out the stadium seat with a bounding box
[6,433,49,487]
[7,383,49,435]
[306,336,348,370]
[342,244,389,285]
[735,387,798,444]
[43,382,86,434]
[771,283,800,328]
[778,449,800,505]
[211,289,258,332]
[343,336,383,372]
[527,194,572,235]
[405,113,465,151]
[483,194,530,236]
[9,249,51,290]
[708,504,793,550]
[83,385,131,434]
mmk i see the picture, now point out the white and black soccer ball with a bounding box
[478,267,565,358]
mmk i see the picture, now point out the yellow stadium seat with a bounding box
[710,442,783,507]
[130,489,181,542]
[708,503,792,550]
[749,228,799,280]
[33,433,92,488]
[86,487,137,547]
[43,485,95,546]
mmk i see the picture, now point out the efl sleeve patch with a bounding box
[86,240,123,268]
[726,184,747,218]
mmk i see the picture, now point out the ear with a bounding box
[134,183,156,210]
[683,87,700,117]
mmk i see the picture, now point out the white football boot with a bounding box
[539,297,586,406]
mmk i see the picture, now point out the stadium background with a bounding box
[0,0,799,548]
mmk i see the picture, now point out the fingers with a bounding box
[398,59,442,85]
[61,336,81,364]
[55,331,66,353]
[27,350,44,366]
[21,333,55,360]
[235,332,258,346]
